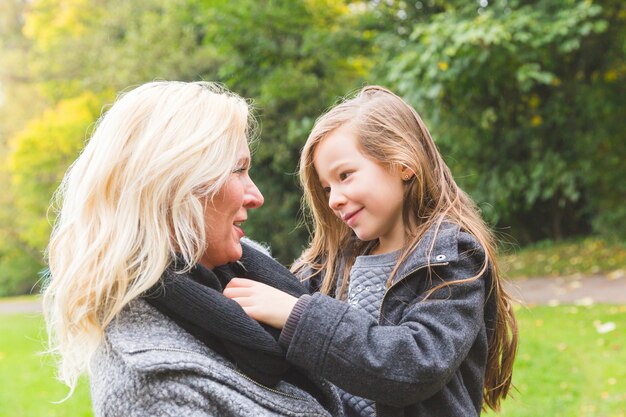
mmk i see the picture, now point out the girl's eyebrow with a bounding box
[317,160,350,186]
[323,160,351,177]
[315,156,351,183]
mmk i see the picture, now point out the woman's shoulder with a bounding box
[93,300,340,417]
[93,303,339,417]
[101,299,225,369]
[90,300,229,414]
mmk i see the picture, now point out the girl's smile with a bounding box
[341,207,363,226]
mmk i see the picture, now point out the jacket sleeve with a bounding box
[284,232,488,407]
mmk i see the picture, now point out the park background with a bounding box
[0,0,624,416]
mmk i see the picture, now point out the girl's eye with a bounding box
[339,171,351,181]
[233,166,248,174]
[322,186,331,195]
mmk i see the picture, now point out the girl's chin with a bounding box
[352,227,373,241]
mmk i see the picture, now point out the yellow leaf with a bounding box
[604,70,618,82]
[529,94,541,109]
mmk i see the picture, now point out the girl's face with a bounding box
[201,142,264,269]
[313,125,408,254]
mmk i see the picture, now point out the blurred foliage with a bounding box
[8,91,107,250]
[0,0,624,295]
[0,92,108,296]
[378,0,626,242]
[504,238,626,279]
[200,0,373,260]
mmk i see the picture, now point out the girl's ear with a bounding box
[399,165,414,181]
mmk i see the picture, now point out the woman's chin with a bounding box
[223,241,244,265]
[200,243,243,269]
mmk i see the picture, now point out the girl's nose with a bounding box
[244,177,264,208]
[328,188,346,211]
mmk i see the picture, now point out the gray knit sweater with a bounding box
[340,250,399,417]
[90,299,338,417]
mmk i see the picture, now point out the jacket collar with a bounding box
[394,221,460,283]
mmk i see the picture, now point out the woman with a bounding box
[43,81,341,416]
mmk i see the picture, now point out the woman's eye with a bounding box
[339,172,351,181]
[233,166,248,174]
[322,186,331,195]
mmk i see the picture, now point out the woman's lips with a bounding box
[233,222,245,238]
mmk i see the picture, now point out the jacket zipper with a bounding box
[373,261,449,417]
[231,370,332,416]
[232,368,311,401]
[130,346,320,404]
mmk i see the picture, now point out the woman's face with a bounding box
[200,142,264,269]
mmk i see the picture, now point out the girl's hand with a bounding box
[223,278,298,329]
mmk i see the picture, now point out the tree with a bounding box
[377,0,625,243]
[22,0,225,99]
[21,0,373,262]
[193,0,373,262]
[0,0,51,295]
[1,91,107,295]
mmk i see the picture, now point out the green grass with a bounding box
[491,304,626,417]
[0,313,92,417]
[503,238,626,279]
[1,304,624,416]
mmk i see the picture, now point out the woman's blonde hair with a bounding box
[43,81,254,395]
[294,85,518,411]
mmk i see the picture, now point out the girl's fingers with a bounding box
[223,287,247,298]
[228,297,254,307]
[226,277,256,288]
[240,306,260,319]
[223,278,258,298]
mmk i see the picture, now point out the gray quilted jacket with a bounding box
[90,299,340,417]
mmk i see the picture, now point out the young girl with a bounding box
[224,85,519,417]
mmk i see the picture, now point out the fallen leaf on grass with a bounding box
[594,321,616,334]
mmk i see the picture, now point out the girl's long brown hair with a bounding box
[293,85,518,411]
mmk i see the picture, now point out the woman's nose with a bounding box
[244,177,264,208]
